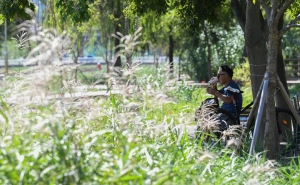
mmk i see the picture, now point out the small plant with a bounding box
[169,80,197,102]
[234,59,251,87]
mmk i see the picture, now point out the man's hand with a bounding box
[206,87,217,96]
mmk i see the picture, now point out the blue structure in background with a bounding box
[30,0,44,23]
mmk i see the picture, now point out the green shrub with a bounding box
[234,59,251,87]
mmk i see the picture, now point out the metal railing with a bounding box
[0,56,178,67]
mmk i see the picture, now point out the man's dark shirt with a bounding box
[218,80,243,116]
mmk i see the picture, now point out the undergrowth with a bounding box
[0,22,298,185]
[0,61,294,184]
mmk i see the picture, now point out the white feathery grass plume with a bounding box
[196,104,220,133]
[23,30,71,66]
[197,151,216,162]
[222,125,244,148]
[12,31,30,50]
[243,159,279,184]
[112,27,143,67]
[14,10,71,66]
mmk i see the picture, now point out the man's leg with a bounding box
[214,113,231,138]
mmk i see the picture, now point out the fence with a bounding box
[284,58,300,84]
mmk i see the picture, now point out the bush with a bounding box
[234,59,251,87]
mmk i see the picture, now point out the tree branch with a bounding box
[230,0,246,32]
[257,0,271,18]
[276,0,295,24]
[270,0,279,23]
[279,14,300,37]
[288,14,300,25]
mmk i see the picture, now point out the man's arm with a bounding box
[206,87,233,104]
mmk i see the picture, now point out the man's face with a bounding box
[217,69,228,85]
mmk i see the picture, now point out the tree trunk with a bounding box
[74,59,78,83]
[113,31,122,68]
[207,43,212,79]
[114,0,122,68]
[169,25,174,74]
[265,23,280,159]
[231,0,294,158]
[203,25,212,79]
[244,1,268,150]
[230,0,246,32]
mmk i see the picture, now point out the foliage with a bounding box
[240,86,253,107]
[212,24,245,67]
[56,0,94,24]
[173,0,227,30]
[0,59,298,183]
[181,36,208,81]
[0,27,24,60]
[126,0,168,15]
[180,23,244,82]
[277,157,300,184]
[286,0,300,20]
[2,2,300,182]
[288,84,300,97]
[0,0,35,24]
[0,14,3,25]
[127,0,227,30]
[282,28,300,58]
[87,0,115,60]
[169,81,197,102]
[234,59,251,87]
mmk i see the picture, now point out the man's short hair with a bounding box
[219,65,233,78]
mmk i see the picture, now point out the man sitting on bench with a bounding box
[206,64,243,132]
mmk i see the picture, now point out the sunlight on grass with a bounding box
[0,62,293,184]
[0,25,299,184]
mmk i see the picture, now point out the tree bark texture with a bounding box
[244,1,268,150]
[230,0,246,32]
[265,26,280,159]
[231,0,294,158]
[203,25,212,79]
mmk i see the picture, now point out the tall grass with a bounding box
[0,21,298,184]
[0,62,292,184]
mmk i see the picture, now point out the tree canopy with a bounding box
[127,0,226,26]
[56,0,94,24]
[0,0,35,24]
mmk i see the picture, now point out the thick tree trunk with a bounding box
[245,2,267,98]
[231,0,293,158]
[244,1,268,150]
[231,0,267,95]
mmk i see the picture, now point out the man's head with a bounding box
[217,65,233,85]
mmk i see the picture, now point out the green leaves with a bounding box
[126,0,169,15]
[0,14,3,25]
[56,0,95,24]
[175,0,227,29]
[286,0,300,20]
[0,0,35,23]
